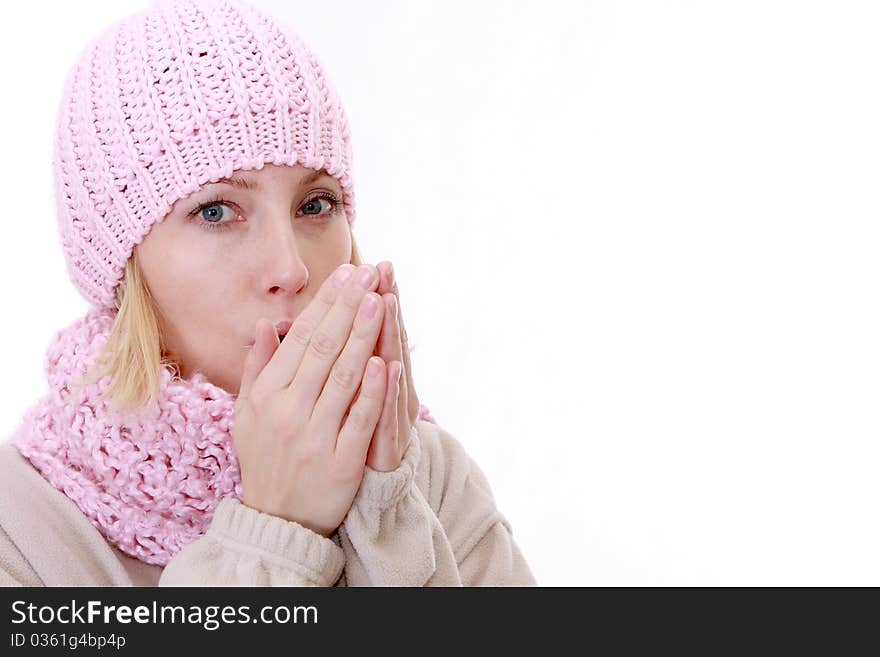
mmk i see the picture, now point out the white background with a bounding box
[1,0,878,585]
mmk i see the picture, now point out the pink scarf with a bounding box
[10,308,436,566]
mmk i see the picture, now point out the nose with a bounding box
[259,218,309,297]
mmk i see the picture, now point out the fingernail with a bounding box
[360,294,379,319]
[388,295,398,319]
[356,266,375,289]
[333,265,354,287]
[367,357,382,378]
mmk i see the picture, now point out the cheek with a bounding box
[151,243,248,321]
[156,251,216,303]
[299,216,353,264]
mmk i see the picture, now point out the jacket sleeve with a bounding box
[337,424,462,586]
[0,524,42,586]
[436,430,537,587]
[159,497,345,586]
[338,421,537,586]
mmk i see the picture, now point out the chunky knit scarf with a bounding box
[10,308,436,566]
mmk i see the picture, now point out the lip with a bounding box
[246,319,294,347]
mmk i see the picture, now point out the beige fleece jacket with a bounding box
[0,419,535,586]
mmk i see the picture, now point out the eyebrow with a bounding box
[207,169,332,191]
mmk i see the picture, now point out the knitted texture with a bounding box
[10,309,438,566]
[54,0,357,311]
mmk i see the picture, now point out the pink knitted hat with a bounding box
[54,0,357,311]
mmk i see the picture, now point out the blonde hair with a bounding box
[72,231,364,416]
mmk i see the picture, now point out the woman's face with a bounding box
[135,163,352,396]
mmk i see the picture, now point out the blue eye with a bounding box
[200,203,232,223]
[188,191,343,232]
[188,196,237,231]
[299,192,343,218]
[302,197,329,215]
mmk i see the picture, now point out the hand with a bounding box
[234,264,389,537]
[363,260,422,472]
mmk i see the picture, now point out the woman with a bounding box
[0,0,535,586]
